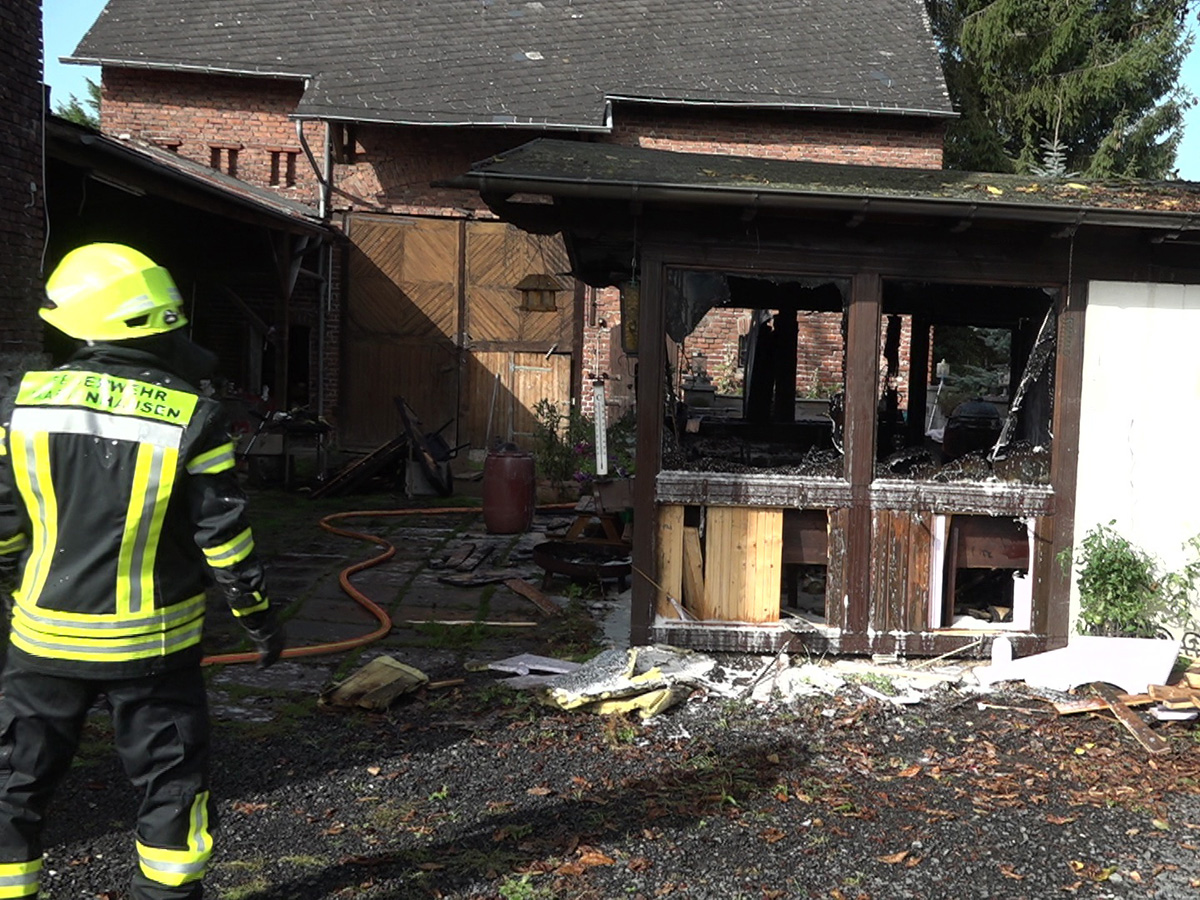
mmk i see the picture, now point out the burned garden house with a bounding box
[458,139,1200,658]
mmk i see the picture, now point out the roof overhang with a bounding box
[453,139,1200,236]
[46,116,331,238]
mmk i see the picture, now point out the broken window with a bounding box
[661,270,848,476]
[875,282,1057,486]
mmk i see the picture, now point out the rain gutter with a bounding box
[603,94,958,119]
[62,55,310,80]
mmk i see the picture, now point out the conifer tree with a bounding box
[925,0,1195,178]
[54,78,101,130]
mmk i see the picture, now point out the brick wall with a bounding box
[0,0,48,370]
[609,104,945,169]
[103,69,320,205]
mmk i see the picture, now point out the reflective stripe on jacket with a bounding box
[0,345,269,678]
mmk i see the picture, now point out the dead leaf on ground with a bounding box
[232,800,269,815]
[999,863,1025,880]
[1046,814,1077,825]
[760,827,787,844]
[526,785,554,796]
[577,849,616,867]
[897,765,922,778]
[877,850,909,864]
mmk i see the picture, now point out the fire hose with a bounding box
[201,502,577,666]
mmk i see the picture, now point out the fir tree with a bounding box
[925,0,1196,178]
[54,78,101,130]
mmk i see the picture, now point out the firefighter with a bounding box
[0,243,285,900]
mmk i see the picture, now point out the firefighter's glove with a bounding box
[244,614,286,669]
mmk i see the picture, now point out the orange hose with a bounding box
[201,501,578,666]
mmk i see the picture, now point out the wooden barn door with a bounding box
[342,215,461,448]
[460,223,574,449]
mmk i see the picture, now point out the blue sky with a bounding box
[43,0,1200,180]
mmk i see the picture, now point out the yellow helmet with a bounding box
[42,243,188,341]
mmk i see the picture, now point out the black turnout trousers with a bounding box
[0,655,213,900]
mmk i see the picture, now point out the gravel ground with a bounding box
[22,488,1200,899]
[38,665,1200,900]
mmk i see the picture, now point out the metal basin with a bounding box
[532,540,632,587]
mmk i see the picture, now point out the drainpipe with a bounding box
[296,118,331,221]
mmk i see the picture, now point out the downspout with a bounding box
[297,110,335,464]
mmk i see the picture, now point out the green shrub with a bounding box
[1071,522,1198,638]
[531,399,635,488]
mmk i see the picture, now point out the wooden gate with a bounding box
[459,223,574,449]
[342,215,460,448]
[342,215,574,450]
[462,350,573,448]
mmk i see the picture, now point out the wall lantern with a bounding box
[515,273,564,312]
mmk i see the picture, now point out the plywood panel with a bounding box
[705,507,782,623]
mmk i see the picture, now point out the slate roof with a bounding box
[457,138,1200,229]
[70,0,954,128]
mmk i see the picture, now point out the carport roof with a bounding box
[457,138,1200,233]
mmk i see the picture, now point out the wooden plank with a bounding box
[825,507,850,631]
[887,509,909,634]
[1092,682,1171,755]
[705,507,781,623]
[682,526,707,619]
[869,510,889,632]
[1053,693,1153,715]
[504,578,563,617]
[906,511,932,632]
[655,505,685,619]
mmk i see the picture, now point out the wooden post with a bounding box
[772,305,798,422]
[1039,271,1086,643]
[844,273,882,635]
[631,255,665,644]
